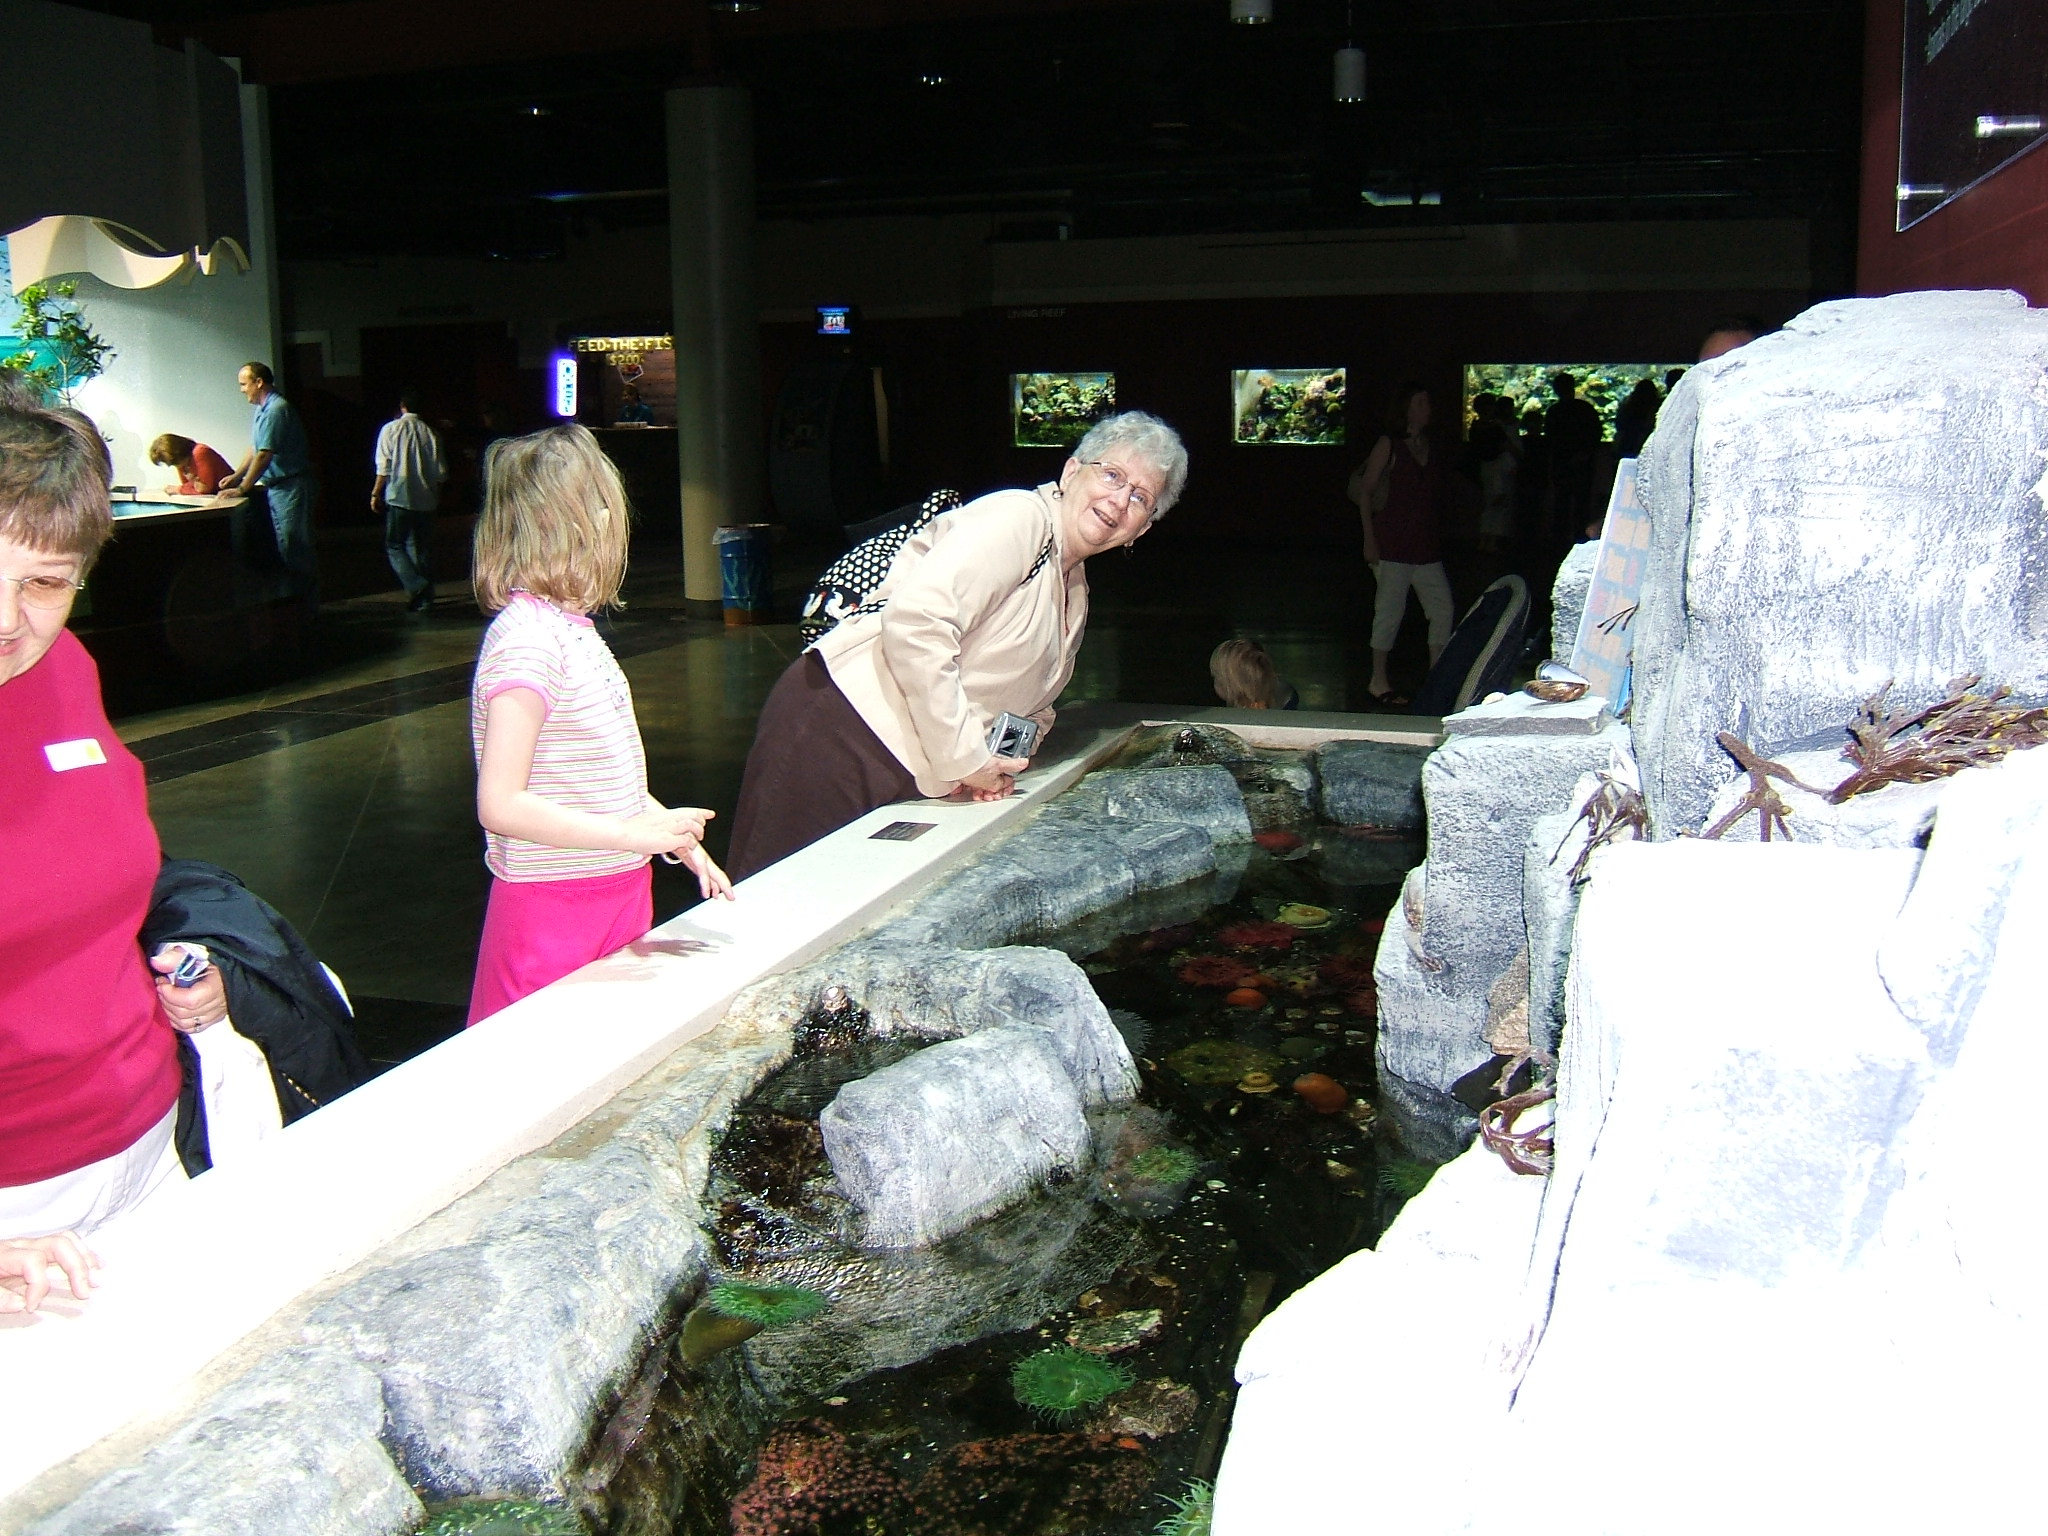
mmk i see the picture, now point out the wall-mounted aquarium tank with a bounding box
[1232,368,1345,446]
[1012,372,1117,448]
[1463,362,1687,440]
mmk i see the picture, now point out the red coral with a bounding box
[911,1432,1154,1536]
[729,1421,911,1536]
[1177,954,1255,987]
[1318,956,1377,989]
[1216,920,1297,952]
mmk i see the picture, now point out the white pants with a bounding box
[0,1106,184,1240]
[1370,560,1455,652]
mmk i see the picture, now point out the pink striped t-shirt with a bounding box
[470,591,650,882]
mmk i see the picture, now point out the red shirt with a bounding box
[177,444,233,495]
[0,631,180,1186]
[1374,435,1445,565]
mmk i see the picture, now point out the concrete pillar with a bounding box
[665,83,763,615]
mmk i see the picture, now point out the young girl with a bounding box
[1209,638,1298,711]
[467,424,733,1025]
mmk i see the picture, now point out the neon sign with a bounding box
[551,354,578,418]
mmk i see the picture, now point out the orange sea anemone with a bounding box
[1177,954,1256,988]
[1293,1073,1348,1114]
[1217,920,1297,952]
[1225,987,1268,1009]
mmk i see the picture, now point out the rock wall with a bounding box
[1371,694,1629,1156]
[1219,745,2048,1535]
[1631,290,2048,837]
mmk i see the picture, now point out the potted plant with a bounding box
[2,280,114,406]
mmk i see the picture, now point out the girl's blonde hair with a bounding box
[472,424,631,614]
[1210,638,1283,710]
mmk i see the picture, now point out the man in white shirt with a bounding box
[371,389,448,612]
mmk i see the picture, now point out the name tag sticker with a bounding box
[44,738,108,772]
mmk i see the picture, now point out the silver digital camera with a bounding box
[987,711,1042,761]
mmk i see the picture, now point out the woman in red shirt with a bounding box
[1,404,225,1307]
[1350,382,1455,708]
[147,432,234,496]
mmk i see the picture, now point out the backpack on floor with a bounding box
[797,488,963,648]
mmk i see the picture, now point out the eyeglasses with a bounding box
[1084,460,1157,515]
[3,573,85,609]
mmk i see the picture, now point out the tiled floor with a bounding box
[109,529,1537,1070]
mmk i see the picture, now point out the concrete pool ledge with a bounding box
[0,701,1440,1525]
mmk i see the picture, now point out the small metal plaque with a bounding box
[870,820,937,842]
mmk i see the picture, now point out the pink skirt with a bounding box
[467,862,653,1026]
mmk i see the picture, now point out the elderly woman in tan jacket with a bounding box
[726,411,1188,879]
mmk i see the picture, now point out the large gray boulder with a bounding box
[1631,290,2048,838]
[303,1139,709,1498]
[726,943,1139,1108]
[1312,740,1431,829]
[1086,764,1253,843]
[820,1025,1094,1247]
[24,1349,421,1536]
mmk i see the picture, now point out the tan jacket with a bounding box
[815,483,1086,796]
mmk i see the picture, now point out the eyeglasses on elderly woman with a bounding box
[1082,459,1158,514]
[2,573,85,609]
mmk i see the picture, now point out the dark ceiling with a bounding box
[82,0,1868,262]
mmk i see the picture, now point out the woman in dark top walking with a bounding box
[1349,382,1452,707]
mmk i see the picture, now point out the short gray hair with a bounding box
[1073,411,1188,519]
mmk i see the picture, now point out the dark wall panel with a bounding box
[1857,0,2048,302]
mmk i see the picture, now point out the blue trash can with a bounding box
[714,524,775,625]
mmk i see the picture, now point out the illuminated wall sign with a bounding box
[571,335,672,353]
[551,353,578,418]
[816,306,851,337]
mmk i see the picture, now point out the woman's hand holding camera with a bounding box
[955,754,1030,802]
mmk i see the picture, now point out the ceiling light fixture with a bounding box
[708,0,762,11]
[1230,0,1273,24]
[1333,46,1365,101]
[1334,2,1364,102]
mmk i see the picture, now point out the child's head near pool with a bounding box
[473,423,631,615]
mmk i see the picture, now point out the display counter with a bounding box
[76,489,306,692]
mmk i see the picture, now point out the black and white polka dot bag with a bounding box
[797,489,963,648]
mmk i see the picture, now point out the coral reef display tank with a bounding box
[1461,361,1686,438]
[1011,372,1117,448]
[1229,368,1345,445]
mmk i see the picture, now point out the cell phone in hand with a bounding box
[987,712,1041,761]
[168,949,211,987]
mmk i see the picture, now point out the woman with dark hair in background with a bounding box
[1350,382,1452,708]
[148,433,234,497]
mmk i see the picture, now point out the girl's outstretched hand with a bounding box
[673,843,737,901]
[619,806,711,857]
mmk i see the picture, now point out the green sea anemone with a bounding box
[1378,1158,1438,1198]
[418,1500,587,1536]
[1154,1478,1215,1536]
[1128,1145,1200,1184]
[1010,1346,1135,1422]
[706,1281,829,1328]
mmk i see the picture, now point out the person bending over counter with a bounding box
[725,410,1189,880]
[148,433,234,497]
[0,402,227,1302]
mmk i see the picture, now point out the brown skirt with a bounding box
[725,650,921,882]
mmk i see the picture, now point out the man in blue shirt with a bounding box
[220,361,317,593]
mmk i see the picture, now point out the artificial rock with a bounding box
[1631,290,2048,838]
[23,1348,422,1536]
[1311,740,1431,829]
[1549,539,1598,663]
[821,1024,1094,1247]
